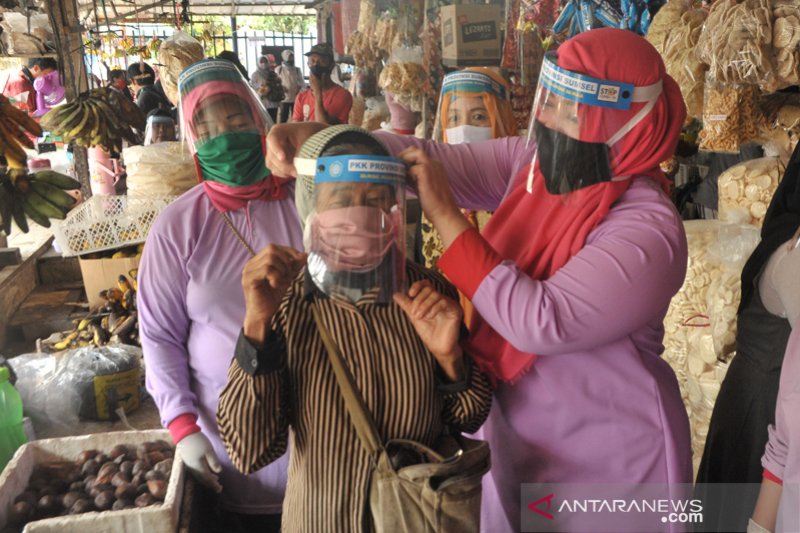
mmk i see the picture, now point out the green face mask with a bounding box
[194,131,270,187]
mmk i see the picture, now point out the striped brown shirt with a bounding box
[217,261,493,533]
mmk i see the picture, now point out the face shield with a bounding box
[525,52,664,196]
[294,128,406,303]
[143,115,176,145]
[433,69,517,144]
[178,59,273,186]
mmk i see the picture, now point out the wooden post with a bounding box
[46,0,92,199]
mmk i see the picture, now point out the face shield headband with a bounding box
[527,52,663,193]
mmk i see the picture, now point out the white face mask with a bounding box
[445,125,493,144]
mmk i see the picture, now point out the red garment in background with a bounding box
[2,69,36,112]
[292,85,353,124]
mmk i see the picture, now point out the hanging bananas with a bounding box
[0,169,80,234]
[0,95,44,169]
[44,271,140,352]
[40,87,145,153]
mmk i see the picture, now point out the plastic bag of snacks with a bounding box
[698,78,763,153]
[717,157,784,227]
[362,96,390,131]
[157,32,205,106]
[663,220,724,403]
[377,45,425,112]
[695,0,777,92]
[771,1,800,86]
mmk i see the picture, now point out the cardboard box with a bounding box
[441,4,503,67]
[0,430,184,533]
[79,256,140,309]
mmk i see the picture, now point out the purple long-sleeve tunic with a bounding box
[377,133,693,532]
[762,311,800,532]
[138,185,303,514]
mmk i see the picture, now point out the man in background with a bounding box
[1,57,57,112]
[291,43,351,125]
[127,62,170,117]
[108,69,133,100]
[274,50,303,124]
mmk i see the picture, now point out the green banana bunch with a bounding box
[0,169,80,234]
[41,87,145,152]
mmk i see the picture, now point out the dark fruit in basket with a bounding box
[115,482,137,501]
[119,460,135,477]
[14,492,37,506]
[81,459,100,476]
[146,451,166,465]
[37,494,61,516]
[95,453,109,464]
[96,462,119,484]
[83,474,97,490]
[147,479,167,500]
[134,493,155,507]
[154,459,173,476]
[144,470,164,482]
[109,445,129,460]
[37,485,56,497]
[112,498,134,511]
[89,483,113,498]
[69,481,84,492]
[94,490,115,511]
[8,501,34,524]
[132,460,147,476]
[131,471,145,486]
[69,498,93,514]
[136,483,149,495]
[61,491,83,509]
[78,450,99,463]
[111,471,131,487]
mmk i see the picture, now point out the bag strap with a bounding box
[311,303,384,456]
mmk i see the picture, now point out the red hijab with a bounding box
[468,29,686,382]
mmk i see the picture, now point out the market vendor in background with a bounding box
[292,43,352,125]
[128,62,170,117]
[217,125,491,533]
[107,69,133,101]
[275,50,304,124]
[696,145,800,533]
[1,57,57,113]
[420,67,517,270]
[249,53,283,123]
[138,59,300,533]
[268,28,692,532]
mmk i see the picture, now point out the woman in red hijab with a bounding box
[268,28,692,532]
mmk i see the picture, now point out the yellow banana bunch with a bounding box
[44,271,140,352]
[0,95,43,169]
[40,87,145,153]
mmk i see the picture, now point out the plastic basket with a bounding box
[52,194,176,256]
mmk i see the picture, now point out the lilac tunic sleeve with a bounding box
[470,179,688,355]
[762,326,800,532]
[373,133,534,211]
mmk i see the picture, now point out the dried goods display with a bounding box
[40,87,145,153]
[759,96,800,161]
[698,81,763,152]
[717,157,784,226]
[156,32,205,106]
[378,51,425,113]
[771,0,800,86]
[346,31,380,69]
[372,12,399,56]
[5,441,173,530]
[695,0,776,91]
[646,0,707,120]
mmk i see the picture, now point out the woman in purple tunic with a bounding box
[268,29,692,532]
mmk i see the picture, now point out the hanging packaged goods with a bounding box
[717,157,785,227]
[156,32,205,106]
[698,80,764,153]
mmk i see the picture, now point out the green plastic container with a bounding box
[0,367,27,472]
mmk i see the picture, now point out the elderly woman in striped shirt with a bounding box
[217,126,492,533]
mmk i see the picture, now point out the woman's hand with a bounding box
[242,244,307,346]
[394,280,466,382]
[266,122,328,177]
[400,147,471,248]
